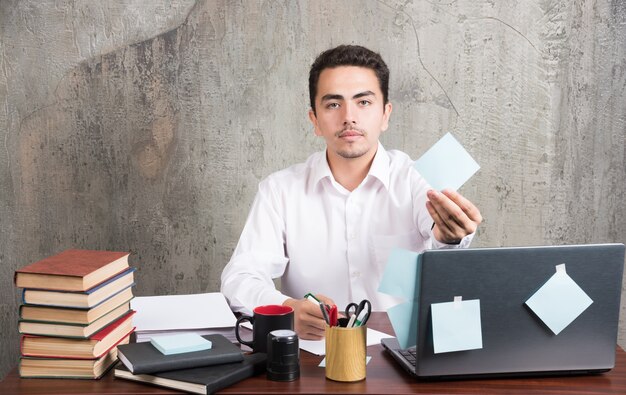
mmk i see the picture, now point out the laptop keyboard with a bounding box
[399,347,417,367]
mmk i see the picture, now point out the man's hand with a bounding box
[283,294,335,340]
[426,189,482,244]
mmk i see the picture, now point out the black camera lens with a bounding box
[266,329,299,381]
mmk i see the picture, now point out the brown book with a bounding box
[15,249,130,291]
[20,298,132,326]
[21,313,134,359]
[19,338,125,379]
[21,268,135,309]
[19,306,133,338]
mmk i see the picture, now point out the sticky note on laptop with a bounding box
[414,132,480,191]
[525,264,593,335]
[431,296,483,354]
[151,333,213,355]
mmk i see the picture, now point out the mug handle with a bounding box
[235,315,255,348]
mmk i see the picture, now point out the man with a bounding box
[221,45,482,340]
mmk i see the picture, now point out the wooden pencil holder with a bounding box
[324,324,367,382]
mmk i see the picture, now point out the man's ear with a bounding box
[381,102,393,132]
[308,109,322,136]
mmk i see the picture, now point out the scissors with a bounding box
[345,299,371,326]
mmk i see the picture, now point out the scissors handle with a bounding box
[345,303,359,317]
[352,299,372,327]
[345,299,372,325]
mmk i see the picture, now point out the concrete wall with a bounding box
[1,0,624,379]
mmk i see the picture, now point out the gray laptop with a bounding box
[381,243,625,379]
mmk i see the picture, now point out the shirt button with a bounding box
[352,271,361,278]
[348,233,356,240]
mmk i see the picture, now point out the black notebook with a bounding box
[114,353,267,394]
[117,334,244,374]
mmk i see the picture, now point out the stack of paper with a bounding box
[131,293,238,343]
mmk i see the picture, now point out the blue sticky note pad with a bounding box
[150,333,213,355]
[378,249,421,300]
[413,132,480,191]
[525,265,593,335]
[431,298,482,354]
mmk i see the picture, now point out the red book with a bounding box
[21,310,135,359]
[15,249,130,291]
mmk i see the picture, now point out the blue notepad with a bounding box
[151,333,213,355]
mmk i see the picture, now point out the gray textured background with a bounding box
[1,0,625,380]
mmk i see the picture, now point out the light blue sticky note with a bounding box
[413,132,480,191]
[150,333,213,355]
[431,297,482,354]
[388,301,420,349]
[525,264,593,335]
[378,248,421,300]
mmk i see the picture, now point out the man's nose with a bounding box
[342,103,357,126]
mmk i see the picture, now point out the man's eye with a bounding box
[359,100,371,106]
[327,103,340,109]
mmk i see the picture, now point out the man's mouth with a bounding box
[337,129,365,138]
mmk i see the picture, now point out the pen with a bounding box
[329,304,338,327]
[353,309,368,327]
[305,293,330,325]
[320,303,330,325]
[347,313,356,328]
[304,293,321,305]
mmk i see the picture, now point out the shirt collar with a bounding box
[368,142,390,190]
[310,142,390,191]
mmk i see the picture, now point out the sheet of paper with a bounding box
[319,356,372,367]
[525,264,593,335]
[413,132,480,191]
[377,248,421,349]
[131,292,237,331]
[299,328,394,356]
[431,297,483,354]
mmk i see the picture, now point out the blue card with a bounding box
[378,248,421,301]
[387,301,419,349]
[431,297,483,354]
[525,264,593,335]
[413,132,480,191]
[150,333,213,355]
[378,248,421,349]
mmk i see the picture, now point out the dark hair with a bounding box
[308,45,390,114]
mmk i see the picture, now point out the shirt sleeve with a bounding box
[431,229,475,249]
[220,178,291,314]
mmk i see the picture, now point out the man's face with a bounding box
[308,66,392,162]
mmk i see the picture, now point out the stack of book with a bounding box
[14,249,137,379]
[114,334,267,394]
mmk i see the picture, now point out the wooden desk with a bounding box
[2,312,625,394]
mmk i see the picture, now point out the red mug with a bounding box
[235,305,294,353]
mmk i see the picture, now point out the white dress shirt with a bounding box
[220,143,473,313]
